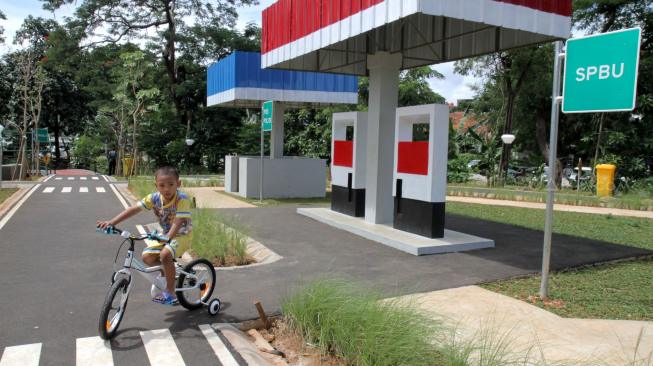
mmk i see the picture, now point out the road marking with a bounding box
[80,177,87,180]
[96,187,106,193]
[199,325,239,366]
[0,343,41,366]
[76,337,113,366]
[43,187,55,193]
[55,177,62,180]
[43,175,54,182]
[140,329,186,366]
[102,175,109,182]
[80,187,89,193]
[0,184,41,231]
[62,187,72,193]
[68,177,75,180]
[92,177,99,180]
[109,184,129,209]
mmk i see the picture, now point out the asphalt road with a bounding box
[0,174,245,366]
[2,174,649,365]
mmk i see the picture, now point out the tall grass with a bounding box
[190,208,250,266]
[282,279,443,366]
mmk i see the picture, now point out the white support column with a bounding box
[270,102,285,159]
[365,52,402,224]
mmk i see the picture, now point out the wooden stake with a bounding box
[254,300,270,329]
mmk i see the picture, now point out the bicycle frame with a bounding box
[112,234,210,296]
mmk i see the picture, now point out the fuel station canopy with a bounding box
[262,0,571,74]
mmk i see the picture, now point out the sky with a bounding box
[2,0,477,104]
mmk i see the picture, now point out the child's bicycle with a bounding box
[97,226,222,340]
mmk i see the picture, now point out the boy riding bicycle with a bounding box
[97,166,192,305]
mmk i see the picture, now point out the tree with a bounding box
[456,48,537,184]
[42,0,257,128]
[0,10,6,44]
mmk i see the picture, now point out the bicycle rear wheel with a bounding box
[176,258,216,310]
[99,277,130,340]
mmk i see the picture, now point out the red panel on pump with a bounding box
[397,142,429,175]
[333,140,354,167]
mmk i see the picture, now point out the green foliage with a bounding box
[282,279,443,366]
[71,134,103,168]
[448,156,471,183]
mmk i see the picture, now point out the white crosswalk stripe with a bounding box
[0,343,41,366]
[62,187,72,193]
[80,187,89,193]
[200,325,240,366]
[43,187,55,193]
[76,337,113,366]
[140,329,186,366]
[96,187,106,193]
[1,325,252,366]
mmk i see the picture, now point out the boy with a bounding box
[97,166,192,305]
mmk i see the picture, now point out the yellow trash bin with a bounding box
[596,164,616,197]
[122,157,134,177]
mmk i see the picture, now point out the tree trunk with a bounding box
[54,115,61,160]
[131,113,138,176]
[499,93,516,183]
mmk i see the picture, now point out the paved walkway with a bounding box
[184,187,255,209]
[447,195,653,219]
[401,286,653,364]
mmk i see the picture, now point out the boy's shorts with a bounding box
[142,235,191,258]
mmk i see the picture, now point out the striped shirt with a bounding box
[138,191,192,235]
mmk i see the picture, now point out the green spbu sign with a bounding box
[262,100,273,131]
[562,27,641,114]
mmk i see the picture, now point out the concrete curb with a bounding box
[0,188,29,222]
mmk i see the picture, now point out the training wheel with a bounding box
[208,299,221,316]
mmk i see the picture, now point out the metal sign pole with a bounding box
[540,40,564,299]
[260,114,264,203]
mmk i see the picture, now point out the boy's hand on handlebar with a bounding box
[96,220,114,230]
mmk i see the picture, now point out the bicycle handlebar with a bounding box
[96,225,170,242]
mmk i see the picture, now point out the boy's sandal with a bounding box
[152,291,179,306]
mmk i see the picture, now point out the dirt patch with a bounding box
[259,319,346,366]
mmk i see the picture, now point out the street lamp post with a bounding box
[500,134,516,184]
[185,138,195,176]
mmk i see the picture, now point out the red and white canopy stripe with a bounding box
[262,0,571,74]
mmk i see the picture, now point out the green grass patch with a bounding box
[221,190,331,206]
[0,188,18,205]
[446,202,653,250]
[482,259,653,321]
[449,201,653,321]
[448,184,653,211]
[190,208,250,266]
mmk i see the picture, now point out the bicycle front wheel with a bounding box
[99,277,130,340]
[177,258,216,310]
